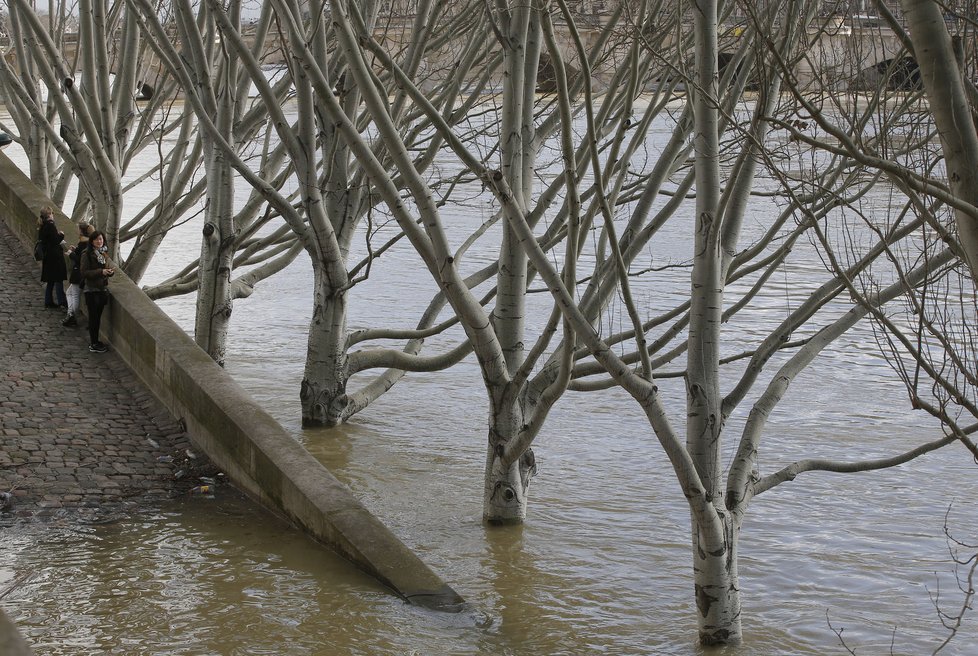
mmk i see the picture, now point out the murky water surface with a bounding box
[2,105,977,654]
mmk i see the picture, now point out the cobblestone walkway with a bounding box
[0,220,216,519]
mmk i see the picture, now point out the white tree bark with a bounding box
[899,0,978,281]
[166,0,239,364]
[683,0,743,642]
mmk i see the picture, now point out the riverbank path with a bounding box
[0,219,217,519]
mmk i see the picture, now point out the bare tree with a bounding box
[444,0,977,644]
[329,0,710,523]
[1,0,299,361]
[0,0,183,256]
[129,0,517,414]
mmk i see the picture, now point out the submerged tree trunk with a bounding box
[691,513,741,644]
[301,268,351,427]
[481,0,540,525]
[687,0,741,644]
[483,397,536,523]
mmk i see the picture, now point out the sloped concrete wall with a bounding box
[0,608,33,656]
[0,152,463,611]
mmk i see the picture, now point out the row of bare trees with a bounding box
[2,0,977,646]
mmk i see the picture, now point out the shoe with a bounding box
[89,343,108,353]
[62,315,77,327]
[44,303,58,309]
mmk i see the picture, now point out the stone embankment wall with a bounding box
[0,607,32,656]
[0,152,463,611]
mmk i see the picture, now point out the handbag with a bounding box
[33,239,44,261]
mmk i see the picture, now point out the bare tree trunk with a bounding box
[26,124,51,194]
[692,514,741,645]
[300,274,351,427]
[899,0,978,280]
[483,398,535,524]
[686,0,741,643]
[78,0,126,255]
[194,137,235,364]
[482,0,541,524]
[186,0,239,364]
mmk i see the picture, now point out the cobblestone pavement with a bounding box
[0,220,219,519]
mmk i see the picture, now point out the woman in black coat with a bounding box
[37,206,68,308]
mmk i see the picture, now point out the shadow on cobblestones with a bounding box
[0,220,230,522]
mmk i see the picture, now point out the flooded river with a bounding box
[2,104,977,655]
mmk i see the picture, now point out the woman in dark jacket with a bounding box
[37,206,68,308]
[79,231,114,353]
[62,221,92,327]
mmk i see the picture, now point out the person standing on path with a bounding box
[79,230,114,353]
[62,221,93,328]
[37,206,68,309]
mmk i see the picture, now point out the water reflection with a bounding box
[480,525,566,654]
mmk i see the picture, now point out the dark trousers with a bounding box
[45,280,67,307]
[85,290,109,345]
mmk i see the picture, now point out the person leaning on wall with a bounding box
[79,230,114,353]
[36,206,68,310]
